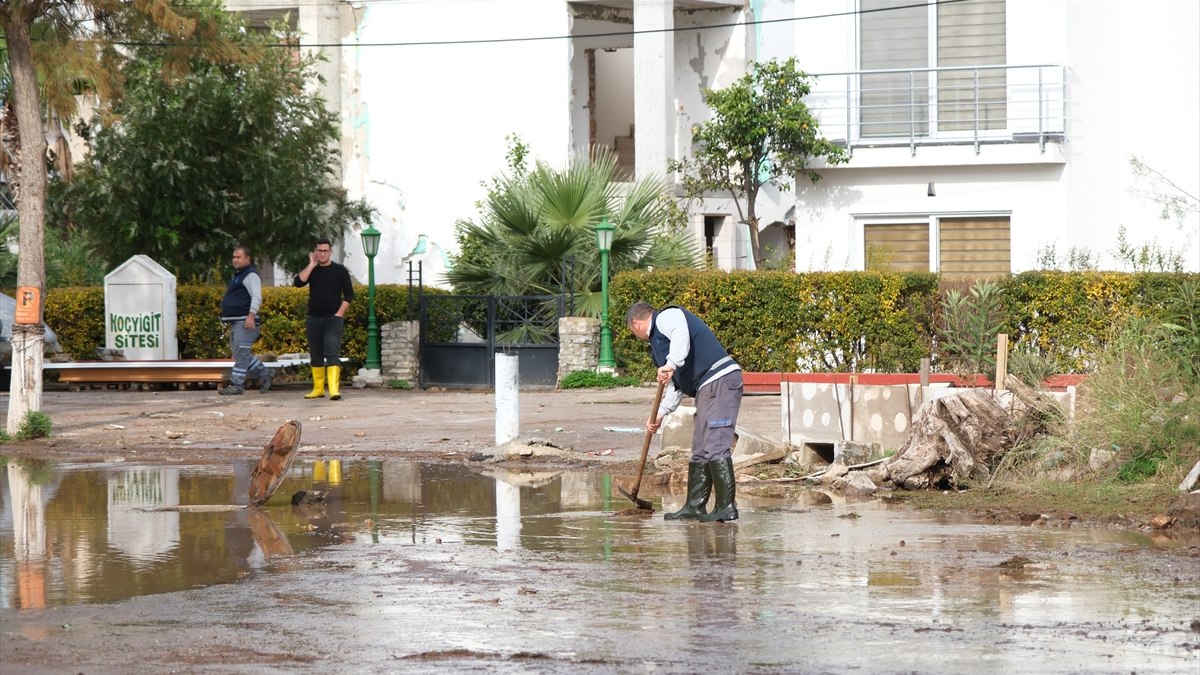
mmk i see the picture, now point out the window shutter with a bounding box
[937,0,1007,132]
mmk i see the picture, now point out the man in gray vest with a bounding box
[219,246,272,395]
[626,302,743,522]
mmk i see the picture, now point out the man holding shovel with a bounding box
[626,302,743,522]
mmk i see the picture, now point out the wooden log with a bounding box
[879,389,1015,490]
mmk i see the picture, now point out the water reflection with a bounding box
[1,455,1194,621]
[0,457,621,607]
[5,461,55,609]
[685,525,739,631]
[108,467,180,566]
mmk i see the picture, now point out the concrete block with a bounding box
[732,428,786,471]
[782,382,848,444]
[660,405,695,454]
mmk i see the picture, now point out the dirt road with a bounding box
[1,384,783,466]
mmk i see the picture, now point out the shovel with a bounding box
[617,379,666,510]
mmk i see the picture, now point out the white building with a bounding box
[226,0,1199,284]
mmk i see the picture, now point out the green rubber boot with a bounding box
[664,462,712,521]
[698,456,738,522]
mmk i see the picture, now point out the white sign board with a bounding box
[104,255,178,360]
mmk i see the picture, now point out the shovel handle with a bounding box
[629,379,666,500]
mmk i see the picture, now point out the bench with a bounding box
[35,356,328,389]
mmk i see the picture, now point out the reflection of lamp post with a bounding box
[361,225,382,371]
[595,219,616,370]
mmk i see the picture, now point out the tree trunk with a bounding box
[2,8,49,434]
[744,177,764,267]
[746,214,763,268]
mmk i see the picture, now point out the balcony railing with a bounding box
[806,64,1067,156]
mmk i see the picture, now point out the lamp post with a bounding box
[361,225,382,372]
[594,218,616,370]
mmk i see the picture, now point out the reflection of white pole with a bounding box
[495,353,519,445]
[7,464,46,562]
[495,478,521,550]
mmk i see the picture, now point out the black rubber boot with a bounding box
[698,457,738,522]
[664,462,712,521]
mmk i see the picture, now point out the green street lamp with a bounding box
[595,218,616,370]
[361,224,382,371]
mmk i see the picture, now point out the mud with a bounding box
[2,385,1199,673]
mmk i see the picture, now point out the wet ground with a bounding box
[2,457,1198,674]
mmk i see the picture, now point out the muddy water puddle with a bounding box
[2,458,1198,673]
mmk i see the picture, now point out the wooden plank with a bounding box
[54,366,229,383]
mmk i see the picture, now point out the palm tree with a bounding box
[448,149,700,320]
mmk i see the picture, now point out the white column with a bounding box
[634,0,674,180]
[495,353,520,445]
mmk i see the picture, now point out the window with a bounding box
[863,216,1011,279]
[938,217,1010,278]
[859,0,1007,138]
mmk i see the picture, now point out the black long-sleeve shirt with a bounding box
[293,262,354,317]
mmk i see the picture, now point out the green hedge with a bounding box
[44,284,427,365]
[610,269,1198,380]
[35,270,1198,377]
[611,270,940,380]
[1003,271,1194,372]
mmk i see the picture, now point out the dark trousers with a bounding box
[305,315,344,367]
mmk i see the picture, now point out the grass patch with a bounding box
[896,479,1182,521]
[559,370,641,389]
[387,379,413,390]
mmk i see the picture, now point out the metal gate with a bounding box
[419,294,565,389]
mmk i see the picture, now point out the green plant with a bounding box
[447,148,699,316]
[1058,316,1199,484]
[1113,225,1185,273]
[15,411,52,440]
[1115,449,1168,483]
[1157,279,1200,392]
[387,379,413,390]
[1007,346,1061,390]
[937,280,1005,380]
[559,370,640,389]
[53,10,375,279]
[669,57,848,266]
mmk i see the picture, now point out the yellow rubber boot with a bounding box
[327,365,342,401]
[305,366,326,399]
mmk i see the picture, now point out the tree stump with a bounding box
[878,389,1015,490]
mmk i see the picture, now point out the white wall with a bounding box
[1058,0,1200,270]
[791,0,1200,273]
[343,1,573,287]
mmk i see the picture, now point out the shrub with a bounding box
[16,411,52,440]
[559,370,641,389]
[937,279,1006,380]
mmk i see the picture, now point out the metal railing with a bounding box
[806,64,1067,156]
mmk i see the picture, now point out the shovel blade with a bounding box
[616,482,653,511]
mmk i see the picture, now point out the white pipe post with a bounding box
[495,353,520,445]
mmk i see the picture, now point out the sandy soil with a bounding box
[0,383,784,466]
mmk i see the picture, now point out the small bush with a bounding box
[559,370,641,389]
[387,379,413,390]
[16,411,52,440]
[1007,346,1061,390]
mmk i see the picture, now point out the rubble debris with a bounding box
[292,490,326,505]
